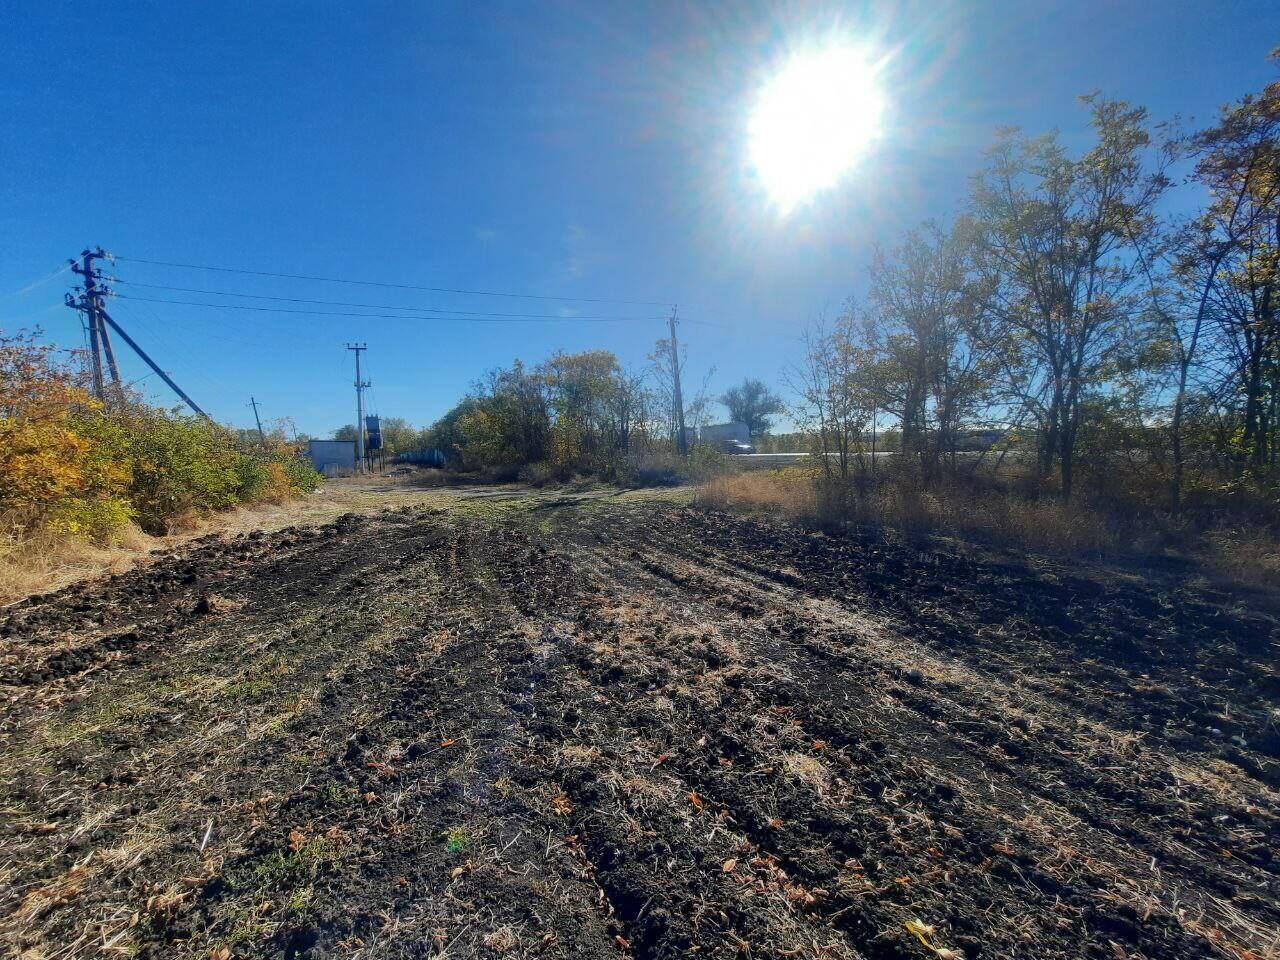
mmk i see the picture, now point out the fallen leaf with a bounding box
[688,791,705,811]
[905,919,936,940]
[722,858,738,873]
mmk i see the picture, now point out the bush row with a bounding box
[0,332,320,542]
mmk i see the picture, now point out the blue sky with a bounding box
[2,1,1276,436]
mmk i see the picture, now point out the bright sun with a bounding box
[749,42,885,213]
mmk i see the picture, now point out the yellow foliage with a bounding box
[0,327,318,545]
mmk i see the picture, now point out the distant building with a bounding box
[698,421,751,444]
[306,439,356,476]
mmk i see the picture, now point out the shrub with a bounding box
[123,411,247,534]
[1,327,323,544]
[0,335,135,541]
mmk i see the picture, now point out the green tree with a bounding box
[718,378,784,438]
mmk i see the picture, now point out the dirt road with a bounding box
[2,491,1277,959]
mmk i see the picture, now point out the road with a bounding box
[2,490,1276,959]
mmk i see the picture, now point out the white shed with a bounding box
[307,440,356,476]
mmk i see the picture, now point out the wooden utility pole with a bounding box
[70,248,111,400]
[249,396,266,445]
[67,247,209,417]
[346,344,370,473]
[668,307,688,455]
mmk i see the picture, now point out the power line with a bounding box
[111,299,233,403]
[107,279,664,321]
[113,255,674,307]
[112,293,632,323]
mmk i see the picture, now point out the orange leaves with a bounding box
[365,759,398,780]
[688,790,705,811]
[722,858,738,873]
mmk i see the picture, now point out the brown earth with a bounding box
[1,491,1277,960]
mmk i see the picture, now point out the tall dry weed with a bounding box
[696,469,1274,570]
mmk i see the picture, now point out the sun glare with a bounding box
[749,42,885,213]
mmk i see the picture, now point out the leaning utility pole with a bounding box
[668,307,688,455]
[67,247,208,417]
[98,309,209,416]
[346,344,370,473]
[249,396,265,445]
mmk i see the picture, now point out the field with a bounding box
[2,483,1278,959]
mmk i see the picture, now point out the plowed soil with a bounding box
[2,493,1278,960]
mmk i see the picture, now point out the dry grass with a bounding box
[0,473,455,606]
[0,525,153,606]
[699,469,1114,553]
[697,469,1280,590]
[1203,528,1280,591]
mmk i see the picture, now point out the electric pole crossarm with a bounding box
[99,310,209,418]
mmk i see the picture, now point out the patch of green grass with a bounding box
[246,834,345,892]
[286,885,315,914]
[225,904,272,945]
[41,694,165,747]
[443,826,470,853]
[225,676,277,700]
[225,655,297,701]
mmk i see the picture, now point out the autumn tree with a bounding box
[1193,63,1280,473]
[969,96,1172,500]
[791,311,876,482]
[864,222,996,476]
